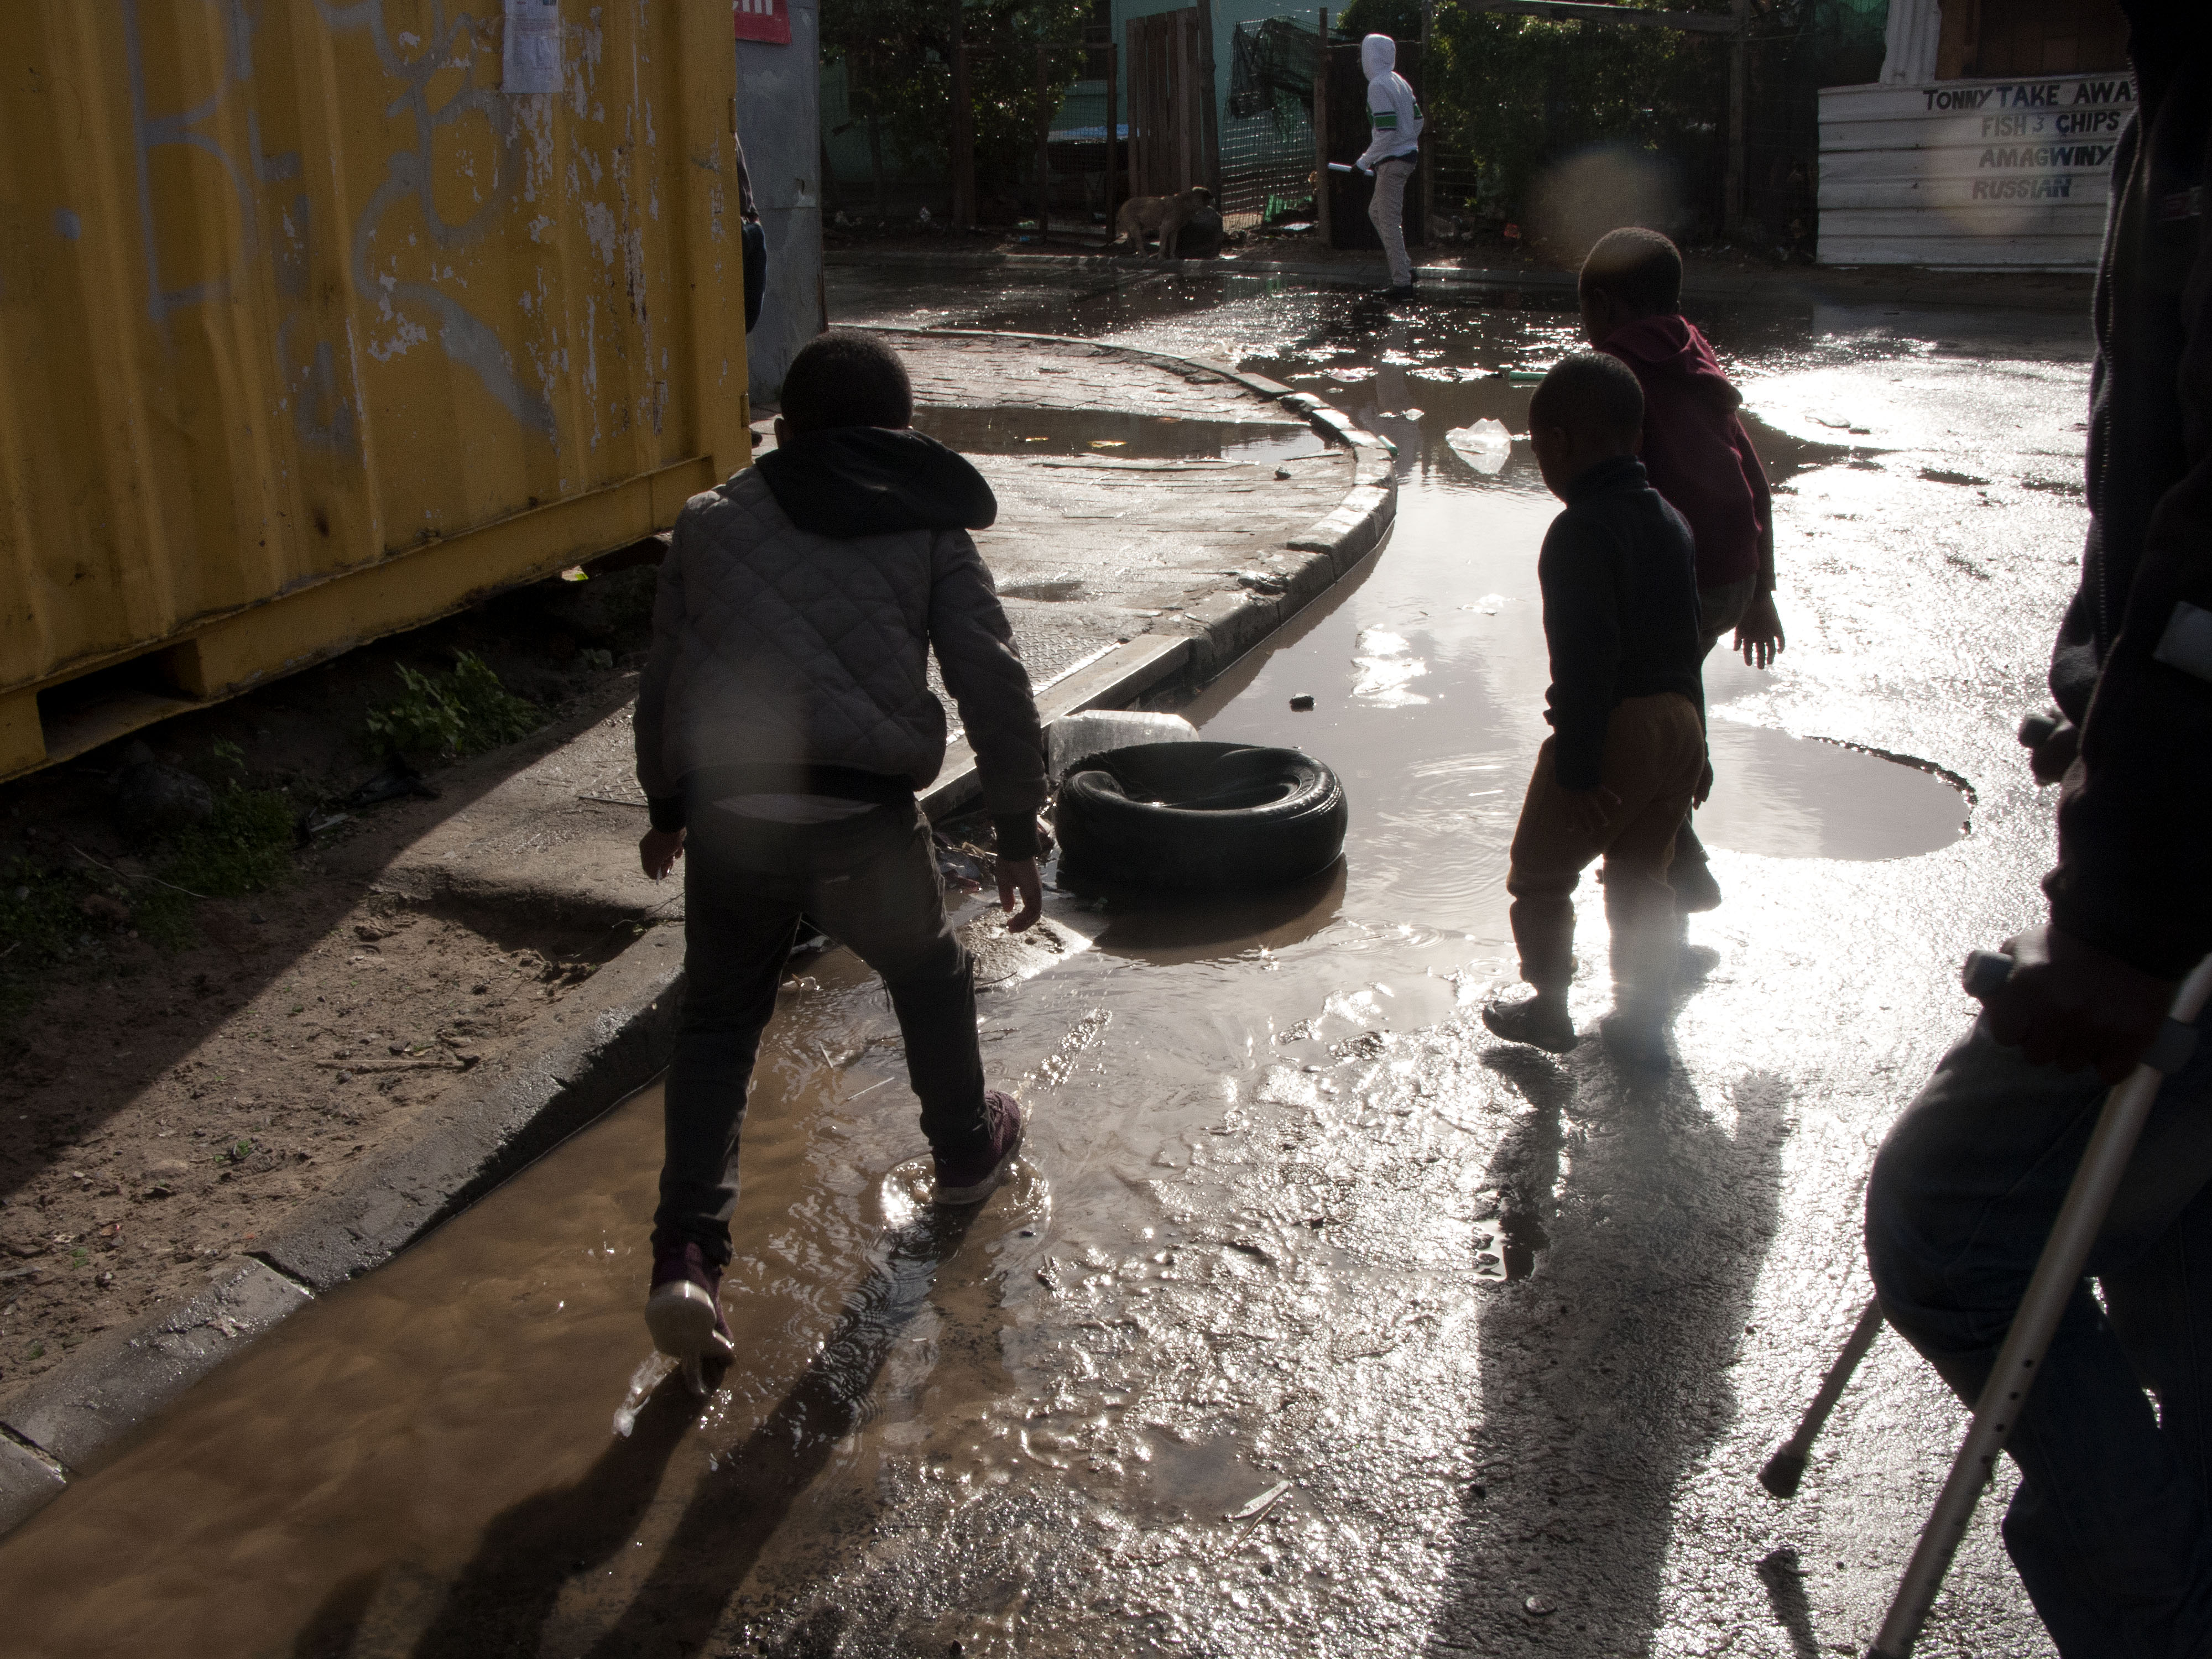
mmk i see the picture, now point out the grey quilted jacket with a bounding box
[633,457,1047,851]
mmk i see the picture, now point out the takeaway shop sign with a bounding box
[1924,75,2136,205]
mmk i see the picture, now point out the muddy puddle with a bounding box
[0,270,2031,1657]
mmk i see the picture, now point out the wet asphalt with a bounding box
[0,265,2097,1657]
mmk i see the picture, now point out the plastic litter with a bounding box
[1047,709,1197,779]
[1445,418,1515,475]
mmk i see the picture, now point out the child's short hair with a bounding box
[779,331,915,432]
[1530,352,1645,445]
[1579,227,1683,316]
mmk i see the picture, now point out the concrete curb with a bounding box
[0,328,1391,1541]
[250,931,684,1291]
[856,324,1397,803]
[0,930,684,1532]
[827,245,2098,313]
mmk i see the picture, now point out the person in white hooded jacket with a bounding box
[1355,33,1423,296]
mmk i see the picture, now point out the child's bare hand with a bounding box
[1735,594,1786,669]
[998,856,1044,932]
[639,827,686,880]
[1561,786,1620,839]
[1694,757,1714,807]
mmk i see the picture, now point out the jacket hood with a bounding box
[1597,314,1741,413]
[1361,33,1395,79]
[754,426,998,538]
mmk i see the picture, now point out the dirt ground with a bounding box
[0,548,675,1415]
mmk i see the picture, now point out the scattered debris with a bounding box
[1224,1478,1296,1525]
[337,759,440,812]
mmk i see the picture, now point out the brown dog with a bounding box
[1113,186,1213,259]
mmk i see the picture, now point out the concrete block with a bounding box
[3,1259,310,1472]
[1183,590,1287,681]
[1289,484,1395,571]
[0,1434,66,1533]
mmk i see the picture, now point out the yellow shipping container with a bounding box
[0,0,749,781]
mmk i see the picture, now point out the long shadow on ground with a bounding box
[1423,1046,1790,1655]
[293,1205,988,1658]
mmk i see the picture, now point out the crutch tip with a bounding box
[1758,1448,1808,1499]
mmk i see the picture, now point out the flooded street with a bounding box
[0,269,2095,1657]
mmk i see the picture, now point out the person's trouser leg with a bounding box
[1866,1024,2212,1657]
[1368,156,1414,286]
[654,816,803,1267]
[1671,577,1752,908]
[1597,701,1700,1016]
[1506,695,1702,1001]
[1505,738,1601,994]
[796,804,992,1164]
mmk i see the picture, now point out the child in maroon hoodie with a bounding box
[1579,227,1785,918]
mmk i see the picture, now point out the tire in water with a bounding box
[1053,741,1347,890]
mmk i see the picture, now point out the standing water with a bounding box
[0,268,2082,1658]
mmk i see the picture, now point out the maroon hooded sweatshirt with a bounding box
[1597,315,1772,594]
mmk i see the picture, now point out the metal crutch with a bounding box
[1866,947,2212,1659]
[1760,1296,1885,1499]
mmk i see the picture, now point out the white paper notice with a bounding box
[503,0,560,95]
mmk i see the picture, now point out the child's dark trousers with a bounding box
[653,799,989,1266]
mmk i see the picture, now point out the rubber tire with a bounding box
[1054,742,1347,890]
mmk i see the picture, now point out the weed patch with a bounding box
[366,652,543,763]
[0,859,97,975]
[1,773,299,1016]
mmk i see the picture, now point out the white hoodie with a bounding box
[1355,33,1423,171]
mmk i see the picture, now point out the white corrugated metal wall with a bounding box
[1817,69,2132,267]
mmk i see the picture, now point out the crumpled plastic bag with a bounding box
[1445,417,1515,475]
[1047,709,1198,779]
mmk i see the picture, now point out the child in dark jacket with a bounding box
[632,332,1046,1388]
[1483,353,1706,1069]
[1580,227,1782,918]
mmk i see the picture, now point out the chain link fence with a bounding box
[1220,16,1321,230]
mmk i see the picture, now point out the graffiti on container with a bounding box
[325,0,557,437]
[119,0,554,451]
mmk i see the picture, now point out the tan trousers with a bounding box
[1368,155,1416,286]
[1506,693,1705,1013]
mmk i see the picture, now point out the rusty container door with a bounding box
[0,1,748,781]
[1126,8,1207,199]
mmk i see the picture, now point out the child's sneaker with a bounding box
[1481,993,1578,1055]
[646,1241,734,1395]
[933,1091,1025,1206]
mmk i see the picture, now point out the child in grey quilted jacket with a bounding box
[631,331,1047,1387]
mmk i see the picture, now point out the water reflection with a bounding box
[1076,857,1348,967]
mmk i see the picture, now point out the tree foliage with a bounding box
[1428,4,1729,230]
[1334,0,1421,45]
[823,0,1096,200]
